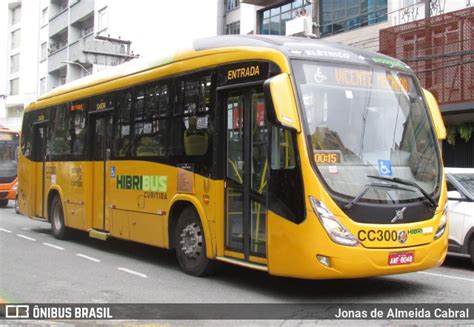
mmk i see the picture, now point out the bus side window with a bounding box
[69,101,86,158]
[271,127,296,170]
[268,126,305,223]
[182,75,212,156]
[169,72,214,176]
[113,90,132,158]
[51,104,71,159]
[21,112,32,158]
[131,81,170,158]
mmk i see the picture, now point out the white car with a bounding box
[445,167,474,264]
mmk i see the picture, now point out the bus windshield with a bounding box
[0,132,19,180]
[292,60,441,203]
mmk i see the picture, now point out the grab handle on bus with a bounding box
[263,73,301,133]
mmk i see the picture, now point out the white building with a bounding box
[0,0,42,131]
[0,0,225,130]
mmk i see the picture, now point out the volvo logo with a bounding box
[398,230,408,244]
[391,207,407,223]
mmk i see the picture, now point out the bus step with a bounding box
[216,256,268,272]
[89,229,110,241]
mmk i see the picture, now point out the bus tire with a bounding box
[175,206,215,277]
[50,195,70,240]
[0,200,8,208]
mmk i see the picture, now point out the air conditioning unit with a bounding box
[286,16,313,36]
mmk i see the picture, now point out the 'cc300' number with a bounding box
[358,230,398,242]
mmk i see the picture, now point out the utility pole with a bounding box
[425,0,431,18]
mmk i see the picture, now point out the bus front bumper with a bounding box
[268,235,448,279]
[316,237,447,279]
[0,180,17,201]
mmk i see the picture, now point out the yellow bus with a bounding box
[18,36,448,279]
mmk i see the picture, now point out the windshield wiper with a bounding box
[367,175,437,208]
[345,182,415,210]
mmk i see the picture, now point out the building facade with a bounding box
[0,0,42,131]
[380,5,474,167]
[46,0,136,90]
[0,0,225,130]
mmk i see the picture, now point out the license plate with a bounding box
[388,251,414,266]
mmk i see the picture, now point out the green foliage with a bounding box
[446,126,457,145]
[446,123,474,145]
[459,124,473,143]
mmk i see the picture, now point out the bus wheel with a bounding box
[15,196,19,214]
[175,207,215,277]
[50,195,70,239]
[0,200,8,208]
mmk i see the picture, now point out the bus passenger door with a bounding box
[32,122,48,218]
[224,87,268,264]
[90,112,113,231]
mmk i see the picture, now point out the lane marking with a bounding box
[117,267,147,278]
[0,228,12,233]
[417,271,474,283]
[76,253,101,262]
[43,242,64,250]
[20,227,31,231]
[17,234,36,241]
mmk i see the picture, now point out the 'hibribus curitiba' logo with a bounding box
[116,175,168,192]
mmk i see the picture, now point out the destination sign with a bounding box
[334,68,410,92]
[71,103,84,111]
[307,64,412,93]
[0,132,16,141]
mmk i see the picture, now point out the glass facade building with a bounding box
[321,0,387,36]
[259,0,312,35]
[257,0,387,37]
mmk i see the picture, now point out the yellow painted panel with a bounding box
[249,256,267,265]
[423,89,446,140]
[110,209,130,240]
[224,250,245,260]
[129,211,165,247]
[65,202,84,230]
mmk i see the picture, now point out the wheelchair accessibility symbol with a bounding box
[378,160,393,176]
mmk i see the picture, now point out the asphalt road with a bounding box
[0,202,473,322]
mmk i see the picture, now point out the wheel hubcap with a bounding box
[179,222,203,260]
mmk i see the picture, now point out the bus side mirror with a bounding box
[264,73,301,133]
[423,89,446,140]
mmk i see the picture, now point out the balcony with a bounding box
[49,9,68,37]
[240,0,286,6]
[48,46,67,72]
[70,0,94,24]
[68,34,134,67]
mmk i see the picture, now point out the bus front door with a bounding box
[224,87,268,264]
[90,112,113,232]
[32,122,48,218]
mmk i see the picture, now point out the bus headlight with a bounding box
[309,196,359,246]
[434,205,447,240]
[12,182,18,191]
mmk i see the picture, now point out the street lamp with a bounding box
[61,60,90,75]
